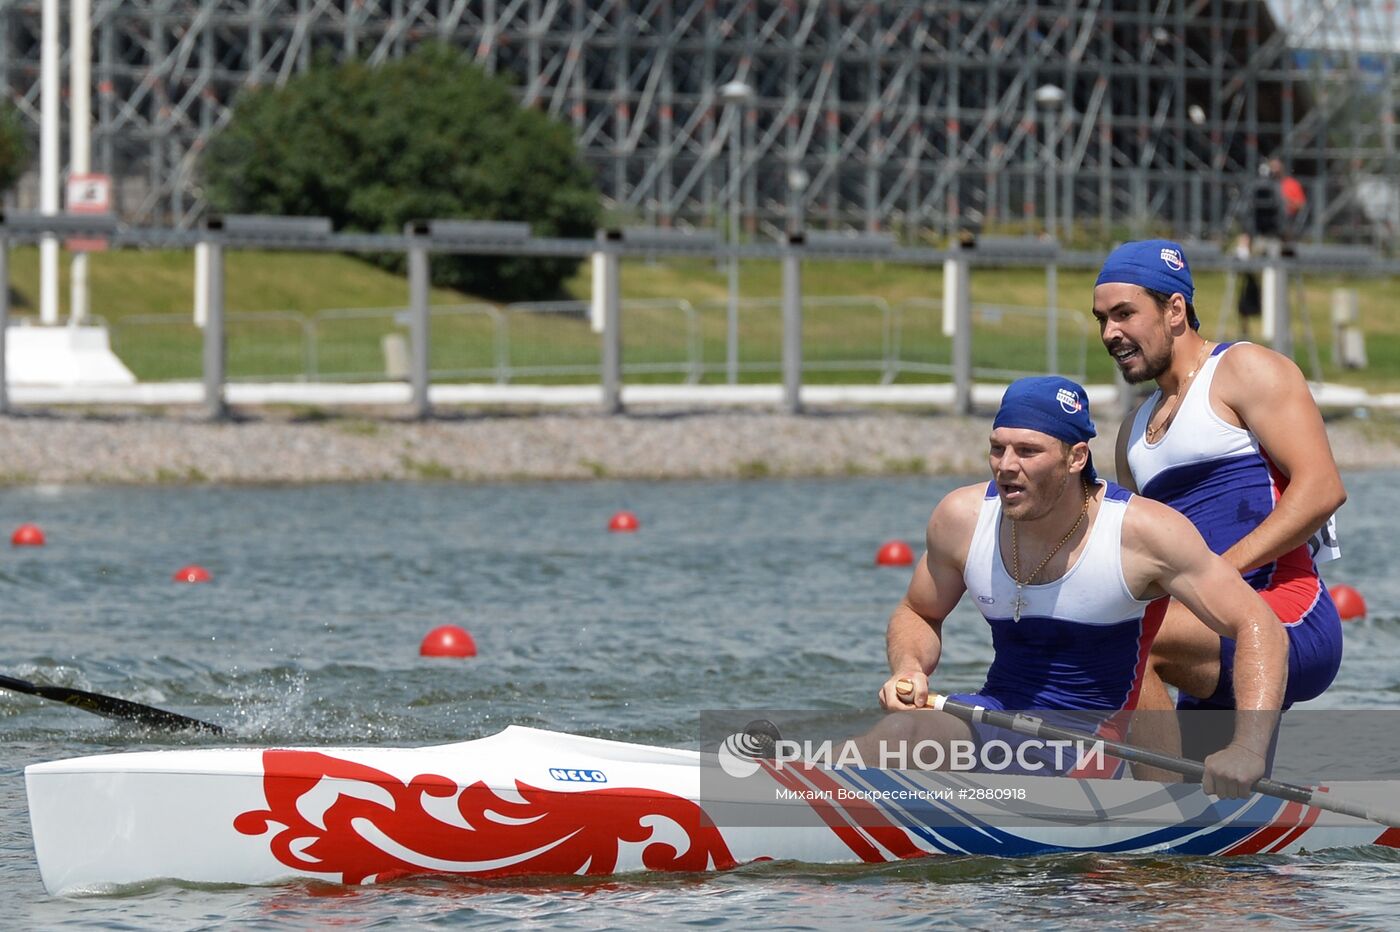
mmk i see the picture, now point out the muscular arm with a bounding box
[883,564,949,699]
[880,485,979,710]
[1125,500,1287,788]
[1214,345,1346,573]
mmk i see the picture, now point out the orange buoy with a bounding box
[11,523,45,546]
[173,565,212,584]
[1331,583,1367,622]
[876,540,914,566]
[608,510,640,532]
[420,625,477,658]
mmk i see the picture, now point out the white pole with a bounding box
[588,250,606,333]
[70,0,92,325]
[725,104,741,385]
[40,0,61,325]
[947,252,972,416]
[1043,110,1056,241]
[718,80,752,386]
[1262,260,1289,355]
[194,241,209,328]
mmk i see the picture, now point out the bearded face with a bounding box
[1093,284,1178,384]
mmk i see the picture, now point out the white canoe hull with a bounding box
[26,726,1400,894]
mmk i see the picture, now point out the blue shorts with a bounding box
[1176,571,1344,713]
[945,692,1126,779]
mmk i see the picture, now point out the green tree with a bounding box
[203,45,600,300]
[0,103,29,193]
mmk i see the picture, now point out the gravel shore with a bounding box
[1,406,1398,484]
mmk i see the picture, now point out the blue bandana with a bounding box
[1096,239,1198,330]
[993,376,1097,481]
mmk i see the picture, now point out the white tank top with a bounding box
[963,481,1148,627]
[1126,346,1256,491]
[1126,342,1340,565]
[960,481,1155,711]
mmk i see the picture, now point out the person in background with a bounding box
[1252,161,1283,246]
[1271,157,1307,243]
[1233,233,1262,338]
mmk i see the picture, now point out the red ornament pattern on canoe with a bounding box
[233,750,736,883]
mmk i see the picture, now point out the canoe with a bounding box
[26,725,1400,894]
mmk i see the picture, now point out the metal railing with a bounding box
[889,300,1092,384]
[110,311,312,383]
[692,295,897,383]
[501,299,701,383]
[8,212,1390,417]
[107,297,1093,387]
[108,299,707,385]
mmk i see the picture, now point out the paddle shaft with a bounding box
[0,673,224,734]
[896,682,1400,828]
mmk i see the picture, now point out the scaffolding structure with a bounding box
[2,1,1397,246]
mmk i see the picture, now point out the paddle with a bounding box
[894,680,1400,829]
[0,672,224,735]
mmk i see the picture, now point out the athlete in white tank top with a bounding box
[1095,241,1345,772]
[961,478,1156,716]
[1127,347,1258,486]
[853,375,1288,797]
[1125,343,1340,568]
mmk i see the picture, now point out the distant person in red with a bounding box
[1270,158,1306,239]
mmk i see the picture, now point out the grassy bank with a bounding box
[6,246,1397,390]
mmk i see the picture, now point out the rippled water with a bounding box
[3,473,1399,928]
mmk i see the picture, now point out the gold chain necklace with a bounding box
[1144,342,1213,443]
[1009,483,1092,623]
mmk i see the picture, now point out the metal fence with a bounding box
[6,213,1389,417]
[107,297,1089,387]
[889,301,1092,384]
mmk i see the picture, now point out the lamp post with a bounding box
[783,165,808,414]
[787,164,809,235]
[1188,103,1207,239]
[1033,84,1065,241]
[719,79,753,385]
[1034,84,1065,375]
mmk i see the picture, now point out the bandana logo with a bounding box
[1160,247,1185,271]
[1056,387,1082,414]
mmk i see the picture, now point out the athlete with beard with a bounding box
[1093,240,1345,778]
[855,377,1286,798]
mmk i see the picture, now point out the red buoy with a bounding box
[420,625,477,658]
[1331,583,1367,622]
[876,540,914,566]
[173,565,212,584]
[11,523,45,546]
[609,510,640,532]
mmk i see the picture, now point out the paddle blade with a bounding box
[0,674,224,735]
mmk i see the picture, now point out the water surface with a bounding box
[3,474,1398,928]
